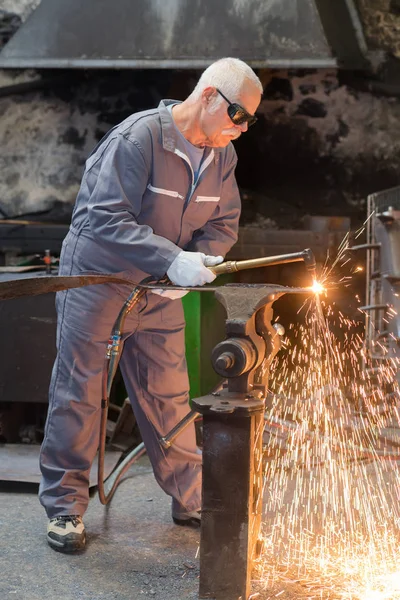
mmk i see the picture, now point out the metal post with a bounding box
[195,397,264,600]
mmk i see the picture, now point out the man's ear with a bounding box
[202,86,215,107]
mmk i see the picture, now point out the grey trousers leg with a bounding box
[39,282,201,519]
[119,297,201,517]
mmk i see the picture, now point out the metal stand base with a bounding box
[192,392,265,600]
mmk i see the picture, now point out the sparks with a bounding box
[311,280,325,294]
[256,233,400,600]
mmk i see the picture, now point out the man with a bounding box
[39,57,262,552]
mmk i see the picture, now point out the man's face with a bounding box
[199,85,261,148]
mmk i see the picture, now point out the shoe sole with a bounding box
[47,531,86,553]
[172,516,201,528]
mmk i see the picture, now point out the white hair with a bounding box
[189,57,263,112]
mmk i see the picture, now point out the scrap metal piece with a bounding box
[0,274,312,302]
[0,273,134,300]
[0,274,219,300]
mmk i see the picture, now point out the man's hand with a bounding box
[151,288,189,300]
[167,251,224,287]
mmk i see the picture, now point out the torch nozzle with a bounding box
[302,248,317,282]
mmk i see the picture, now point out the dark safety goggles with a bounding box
[216,88,258,127]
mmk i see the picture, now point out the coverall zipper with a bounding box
[174,148,215,245]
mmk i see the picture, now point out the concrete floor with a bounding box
[0,456,204,600]
[0,454,277,600]
[3,442,397,600]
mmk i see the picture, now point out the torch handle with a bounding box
[208,250,313,275]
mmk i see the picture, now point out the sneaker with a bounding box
[47,515,86,552]
[172,510,201,528]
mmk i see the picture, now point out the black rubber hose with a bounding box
[97,282,147,505]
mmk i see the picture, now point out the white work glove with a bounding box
[166,251,224,287]
[151,288,189,300]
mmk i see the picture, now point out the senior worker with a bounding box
[39,57,262,553]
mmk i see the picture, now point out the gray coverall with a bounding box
[39,99,241,519]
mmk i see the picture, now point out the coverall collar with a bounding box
[158,99,223,158]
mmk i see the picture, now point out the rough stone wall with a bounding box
[0,90,99,219]
[0,70,176,220]
[356,0,400,58]
[235,69,400,228]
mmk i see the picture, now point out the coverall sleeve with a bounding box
[86,134,181,278]
[185,156,241,257]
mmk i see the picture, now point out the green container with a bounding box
[182,274,234,400]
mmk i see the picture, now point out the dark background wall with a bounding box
[1,0,400,230]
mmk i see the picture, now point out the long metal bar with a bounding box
[365,193,374,354]
[159,410,199,450]
[349,243,381,251]
[0,275,314,302]
[359,304,388,311]
[0,274,221,300]
[160,381,225,449]
[0,58,339,69]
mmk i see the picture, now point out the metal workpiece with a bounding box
[0,273,138,301]
[0,273,222,301]
[0,274,313,302]
[191,284,285,600]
